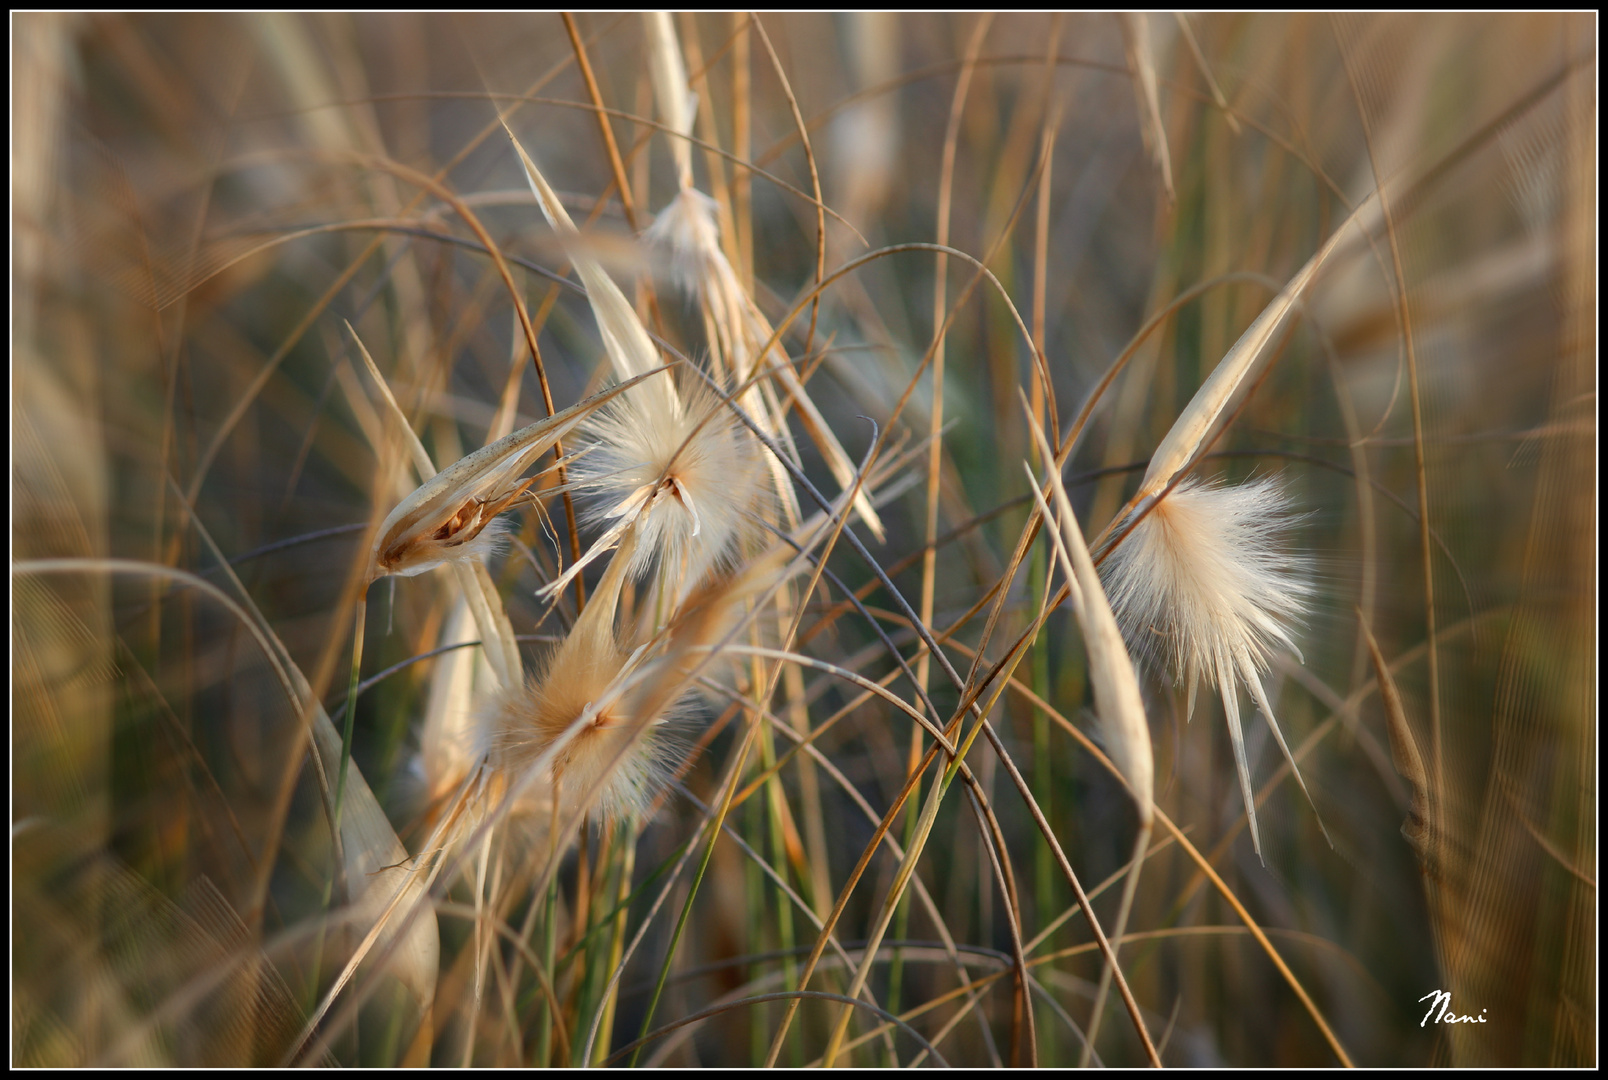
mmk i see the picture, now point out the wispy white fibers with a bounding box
[646,188,803,529]
[483,527,683,823]
[1098,206,1379,861]
[641,14,884,540]
[569,375,765,602]
[506,126,767,602]
[1099,475,1323,860]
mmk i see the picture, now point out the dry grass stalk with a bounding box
[1022,408,1155,1066]
[1120,12,1176,206]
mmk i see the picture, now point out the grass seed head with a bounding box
[485,627,679,824]
[647,187,726,298]
[1099,475,1312,856]
[370,374,657,581]
[573,375,768,600]
[482,528,684,823]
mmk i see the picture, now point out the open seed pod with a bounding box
[369,368,667,580]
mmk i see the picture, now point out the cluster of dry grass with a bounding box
[13,12,1595,1067]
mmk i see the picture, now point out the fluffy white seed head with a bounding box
[646,187,726,299]
[482,623,680,824]
[571,376,768,600]
[481,528,685,824]
[645,186,884,540]
[1099,475,1318,858]
[1100,476,1309,695]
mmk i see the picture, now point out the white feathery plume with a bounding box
[639,18,884,540]
[1090,210,1377,860]
[482,526,683,823]
[1099,475,1320,860]
[569,372,766,604]
[647,189,804,529]
[648,184,886,541]
[506,126,768,602]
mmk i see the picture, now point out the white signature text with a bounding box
[1419,990,1488,1027]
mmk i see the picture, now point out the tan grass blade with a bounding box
[347,322,434,481]
[1020,463,1153,821]
[504,122,679,416]
[418,596,492,809]
[1121,13,1175,206]
[1137,204,1373,503]
[454,560,521,690]
[644,11,695,190]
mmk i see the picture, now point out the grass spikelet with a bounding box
[1099,475,1320,860]
[570,374,767,603]
[1022,413,1153,824]
[370,371,660,581]
[642,47,883,538]
[508,123,772,600]
[505,124,677,416]
[485,528,680,824]
[1134,201,1372,504]
[644,11,696,190]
